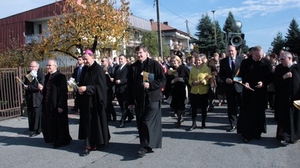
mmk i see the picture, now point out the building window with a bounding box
[38,24,42,34]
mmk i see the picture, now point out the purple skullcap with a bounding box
[84,49,94,55]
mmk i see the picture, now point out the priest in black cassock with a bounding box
[77,50,110,156]
[274,50,300,146]
[127,45,166,157]
[237,46,273,142]
[41,59,72,148]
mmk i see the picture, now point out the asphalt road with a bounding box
[0,101,299,168]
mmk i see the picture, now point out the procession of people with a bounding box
[21,44,300,159]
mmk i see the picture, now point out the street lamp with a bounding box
[234,20,243,31]
[211,10,216,45]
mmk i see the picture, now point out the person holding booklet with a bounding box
[127,45,166,157]
[23,61,44,137]
[219,45,244,132]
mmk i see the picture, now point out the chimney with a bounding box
[150,19,154,25]
[163,21,168,25]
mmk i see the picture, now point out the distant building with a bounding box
[150,19,195,54]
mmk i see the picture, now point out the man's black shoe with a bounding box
[29,132,35,137]
[126,116,134,123]
[226,126,236,132]
[188,125,197,131]
[29,132,40,137]
[119,121,125,128]
[137,146,146,157]
[243,138,249,143]
[80,149,90,156]
[144,146,154,153]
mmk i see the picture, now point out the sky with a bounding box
[0,0,300,53]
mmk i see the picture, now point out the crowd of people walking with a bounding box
[22,44,300,158]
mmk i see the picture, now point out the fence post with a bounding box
[18,67,25,116]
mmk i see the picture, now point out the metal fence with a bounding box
[0,66,75,121]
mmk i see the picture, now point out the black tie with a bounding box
[77,67,82,83]
[231,59,235,71]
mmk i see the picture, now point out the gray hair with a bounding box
[48,59,58,67]
[31,61,40,68]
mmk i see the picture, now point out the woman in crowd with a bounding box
[169,55,190,127]
[188,54,211,130]
[214,53,226,106]
[206,58,218,111]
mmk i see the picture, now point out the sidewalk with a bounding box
[0,101,299,168]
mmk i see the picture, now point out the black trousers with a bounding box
[225,91,241,128]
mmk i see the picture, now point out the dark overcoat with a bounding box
[127,57,166,148]
[170,64,190,110]
[78,61,110,147]
[237,57,273,137]
[274,63,300,142]
[42,71,72,145]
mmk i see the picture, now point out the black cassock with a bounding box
[42,71,72,145]
[127,58,166,148]
[274,63,300,143]
[78,61,110,149]
[237,57,273,138]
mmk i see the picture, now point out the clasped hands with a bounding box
[142,81,150,89]
[192,79,205,86]
[77,86,87,95]
[244,81,263,90]
[283,72,292,79]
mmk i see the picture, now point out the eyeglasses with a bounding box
[101,60,105,62]
[280,57,289,61]
[282,47,290,51]
[46,64,54,66]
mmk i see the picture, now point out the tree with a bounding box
[271,32,285,55]
[223,11,248,54]
[223,11,240,33]
[285,18,300,56]
[141,31,170,57]
[34,0,130,60]
[195,14,215,56]
[215,21,226,54]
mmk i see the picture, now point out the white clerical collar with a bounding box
[119,64,126,70]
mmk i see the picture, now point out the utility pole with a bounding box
[156,0,163,59]
[211,10,216,45]
[186,20,191,52]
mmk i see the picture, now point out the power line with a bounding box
[131,1,154,15]
[158,2,201,28]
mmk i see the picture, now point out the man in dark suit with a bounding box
[24,61,44,137]
[219,45,244,132]
[71,56,84,112]
[114,54,134,128]
[101,57,116,121]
